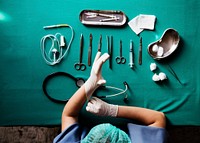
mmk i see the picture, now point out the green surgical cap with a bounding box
[81,123,131,143]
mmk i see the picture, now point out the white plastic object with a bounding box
[60,35,65,47]
[152,44,159,52]
[52,48,58,63]
[129,40,134,68]
[152,73,160,81]
[157,46,164,56]
[150,63,157,71]
[159,72,167,81]
[40,24,74,66]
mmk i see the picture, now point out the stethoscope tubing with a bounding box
[42,72,82,103]
[42,72,128,104]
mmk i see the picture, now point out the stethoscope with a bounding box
[42,72,129,104]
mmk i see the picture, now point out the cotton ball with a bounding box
[150,63,157,71]
[157,46,164,57]
[159,72,167,81]
[152,73,160,82]
[152,44,159,52]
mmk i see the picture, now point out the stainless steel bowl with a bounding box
[148,28,180,60]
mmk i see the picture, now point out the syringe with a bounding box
[129,40,134,68]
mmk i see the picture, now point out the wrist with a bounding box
[84,77,97,99]
[108,104,118,117]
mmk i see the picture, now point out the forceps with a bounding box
[167,64,182,85]
[85,12,119,22]
[98,34,102,52]
[88,33,92,66]
[107,35,113,69]
[116,40,126,64]
[74,34,86,71]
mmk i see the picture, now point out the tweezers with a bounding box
[98,35,102,52]
[88,34,92,66]
[167,64,183,85]
[107,35,113,69]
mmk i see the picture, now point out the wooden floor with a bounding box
[0,126,200,143]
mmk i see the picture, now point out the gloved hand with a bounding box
[84,52,110,99]
[86,97,118,117]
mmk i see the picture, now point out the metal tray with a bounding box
[148,28,180,60]
[79,10,127,26]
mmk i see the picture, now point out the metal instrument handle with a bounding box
[139,37,142,65]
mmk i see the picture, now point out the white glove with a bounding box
[86,97,118,117]
[84,52,109,99]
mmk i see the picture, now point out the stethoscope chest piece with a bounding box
[76,78,85,87]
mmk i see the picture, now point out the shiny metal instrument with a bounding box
[74,34,86,71]
[139,37,142,65]
[98,34,102,52]
[107,35,113,69]
[88,33,92,66]
[116,40,126,64]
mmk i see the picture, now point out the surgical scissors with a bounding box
[116,40,126,64]
[74,34,86,71]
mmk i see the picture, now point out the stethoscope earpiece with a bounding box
[123,95,128,103]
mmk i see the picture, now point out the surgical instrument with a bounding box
[167,64,183,85]
[85,12,117,18]
[74,34,86,71]
[85,12,120,22]
[100,17,120,22]
[116,40,126,64]
[88,33,93,66]
[42,72,129,104]
[40,24,74,65]
[97,13,119,22]
[129,40,134,68]
[110,36,113,68]
[107,35,113,69]
[80,10,127,26]
[98,34,102,52]
[139,37,142,65]
[98,13,116,18]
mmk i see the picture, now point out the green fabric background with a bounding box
[0,0,200,126]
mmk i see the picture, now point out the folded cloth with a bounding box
[128,14,156,35]
[139,14,156,30]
